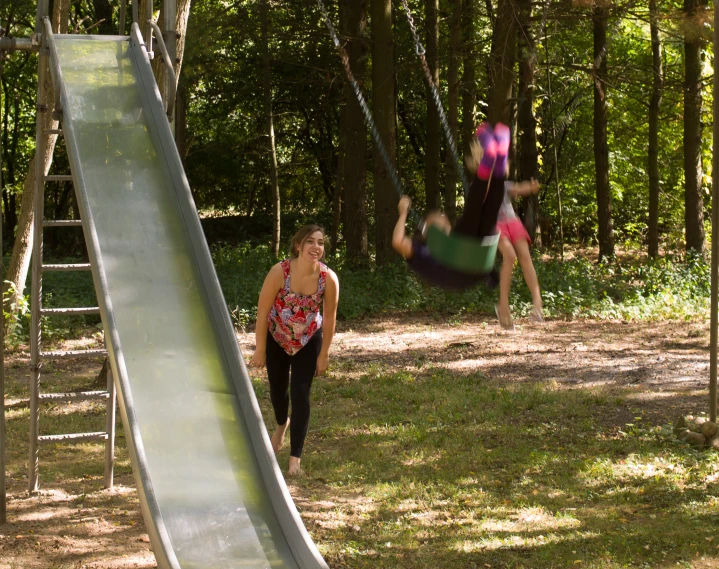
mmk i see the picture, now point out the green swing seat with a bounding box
[426,225,499,274]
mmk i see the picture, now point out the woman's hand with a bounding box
[250,350,266,368]
[316,352,330,376]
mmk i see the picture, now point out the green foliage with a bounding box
[214,244,711,324]
[3,279,29,347]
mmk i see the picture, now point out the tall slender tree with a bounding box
[593,3,614,260]
[445,0,461,224]
[486,0,518,124]
[260,0,281,258]
[516,0,539,240]
[461,0,476,165]
[339,0,369,263]
[5,0,68,325]
[647,0,663,258]
[371,0,398,264]
[425,0,441,211]
[683,0,707,255]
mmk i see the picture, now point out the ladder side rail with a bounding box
[104,366,116,488]
[29,7,52,494]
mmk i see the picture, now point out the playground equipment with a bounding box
[0,2,329,567]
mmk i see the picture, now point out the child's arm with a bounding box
[392,196,415,259]
[507,178,540,199]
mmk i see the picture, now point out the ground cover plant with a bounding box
[1,309,719,568]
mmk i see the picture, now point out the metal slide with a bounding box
[45,26,328,569]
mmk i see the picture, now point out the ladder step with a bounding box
[41,307,101,316]
[43,175,73,182]
[39,390,109,403]
[42,263,92,272]
[43,129,63,135]
[40,349,107,360]
[43,220,83,227]
[38,432,108,443]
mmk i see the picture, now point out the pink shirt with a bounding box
[268,259,327,355]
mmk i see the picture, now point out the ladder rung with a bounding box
[39,391,109,403]
[43,220,83,227]
[43,175,73,182]
[44,129,63,135]
[40,349,107,360]
[42,263,92,272]
[41,307,101,316]
[38,432,108,443]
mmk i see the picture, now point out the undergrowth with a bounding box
[7,245,710,344]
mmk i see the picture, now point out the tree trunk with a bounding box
[175,79,188,161]
[593,5,614,260]
[647,0,663,258]
[92,0,115,35]
[517,0,539,241]
[486,0,518,125]
[5,0,69,324]
[425,0,441,212]
[683,0,706,256]
[260,0,281,259]
[152,0,192,123]
[461,0,476,158]
[371,0,397,265]
[340,0,369,263]
[444,0,461,224]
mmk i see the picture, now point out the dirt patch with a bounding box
[1,315,713,568]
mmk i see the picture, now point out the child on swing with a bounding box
[392,122,511,291]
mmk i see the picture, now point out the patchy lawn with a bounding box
[2,314,718,568]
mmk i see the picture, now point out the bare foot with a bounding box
[495,304,515,331]
[287,456,302,477]
[271,419,289,453]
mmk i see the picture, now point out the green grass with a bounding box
[267,365,719,569]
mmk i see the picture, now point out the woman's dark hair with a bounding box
[290,225,326,259]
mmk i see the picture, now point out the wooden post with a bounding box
[710,0,719,422]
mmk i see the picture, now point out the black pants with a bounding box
[453,176,506,238]
[265,330,323,458]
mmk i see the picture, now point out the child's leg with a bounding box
[497,236,516,328]
[513,239,542,314]
[475,122,497,179]
[425,211,451,234]
[493,123,510,177]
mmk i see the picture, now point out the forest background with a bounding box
[0,0,715,333]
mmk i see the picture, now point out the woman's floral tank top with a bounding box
[268,259,327,355]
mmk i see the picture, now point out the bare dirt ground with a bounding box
[0,315,712,568]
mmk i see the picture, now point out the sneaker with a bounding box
[495,304,515,331]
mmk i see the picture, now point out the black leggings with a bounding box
[453,176,506,238]
[265,330,323,458]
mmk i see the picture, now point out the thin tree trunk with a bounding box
[461,0,476,162]
[593,5,614,260]
[371,0,397,265]
[92,0,115,35]
[487,0,518,125]
[425,0,441,212]
[152,0,192,122]
[340,0,368,263]
[517,0,540,242]
[683,0,706,255]
[444,0,461,224]
[5,0,69,325]
[260,0,281,258]
[647,0,663,258]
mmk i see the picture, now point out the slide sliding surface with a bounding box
[47,28,328,569]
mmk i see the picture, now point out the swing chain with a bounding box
[398,0,470,199]
[316,0,421,227]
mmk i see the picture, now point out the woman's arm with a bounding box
[316,268,340,376]
[250,263,284,367]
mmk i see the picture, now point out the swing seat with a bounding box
[426,225,499,274]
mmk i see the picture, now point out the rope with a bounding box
[398,0,470,198]
[316,0,421,227]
